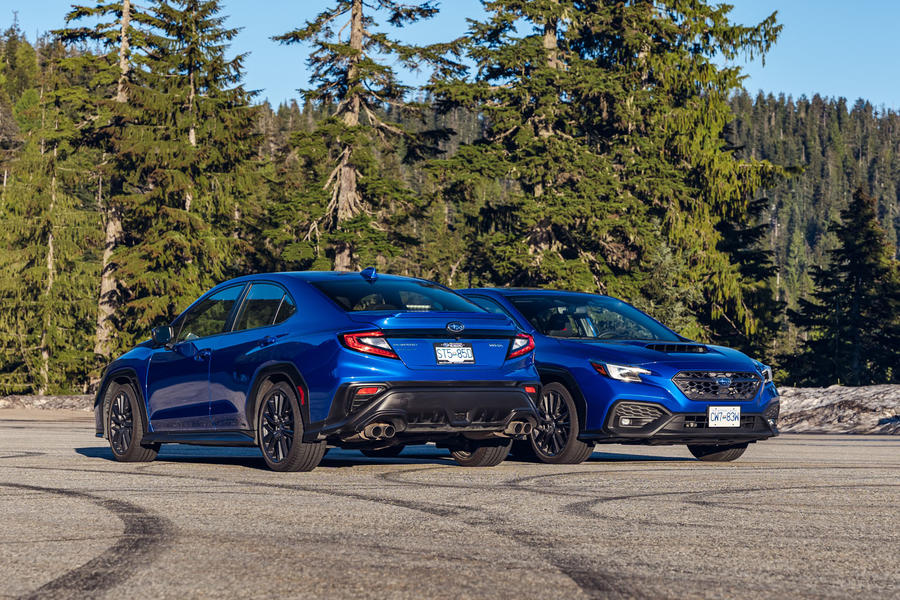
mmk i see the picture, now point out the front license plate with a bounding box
[434,343,475,365]
[708,406,741,428]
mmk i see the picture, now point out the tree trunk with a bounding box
[330,0,364,271]
[186,4,197,212]
[115,0,131,104]
[94,0,131,362]
[38,157,57,395]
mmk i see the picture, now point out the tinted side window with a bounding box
[235,283,295,331]
[274,293,296,324]
[177,285,243,342]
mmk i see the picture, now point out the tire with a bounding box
[361,445,405,458]
[256,380,326,472]
[687,443,748,462]
[529,382,594,465]
[105,381,159,462]
[450,439,512,467]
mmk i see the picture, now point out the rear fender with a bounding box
[245,362,311,443]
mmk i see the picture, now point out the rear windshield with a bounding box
[312,278,482,313]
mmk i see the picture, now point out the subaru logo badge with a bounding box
[447,321,465,334]
[716,376,732,388]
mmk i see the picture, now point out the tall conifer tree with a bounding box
[274,0,462,271]
[433,0,782,340]
[787,188,899,385]
[0,39,99,393]
[112,0,262,336]
[56,0,154,361]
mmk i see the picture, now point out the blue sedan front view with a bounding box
[94,270,540,471]
[459,289,780,464]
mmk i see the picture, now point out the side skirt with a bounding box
[141,431,256,447]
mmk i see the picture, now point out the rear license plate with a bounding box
[434,343,475,365]
[708,406,741,428]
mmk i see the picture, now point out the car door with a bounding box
[146,284,246,432]
[207,282,298,430]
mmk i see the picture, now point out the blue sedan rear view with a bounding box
[95,270,540,471]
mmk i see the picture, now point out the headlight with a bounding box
[753,360,773,383]
[592,361,651,383]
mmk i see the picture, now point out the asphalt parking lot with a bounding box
[1,410,897,600]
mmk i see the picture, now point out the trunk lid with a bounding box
[347,311,518,369]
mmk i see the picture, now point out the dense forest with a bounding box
[0,1,896,395]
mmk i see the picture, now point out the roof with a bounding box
[459,287,609,298]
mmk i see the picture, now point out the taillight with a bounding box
[507,333,535,359]
[341,330,399,359]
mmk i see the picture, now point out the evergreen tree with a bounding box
[0,38,99,394]
[56,0,155,360]
[787,188,899,385]
[112,0,263,336]
[274,0,462,271]
[431,0,782,341]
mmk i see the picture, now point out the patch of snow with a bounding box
[777,385,900,434]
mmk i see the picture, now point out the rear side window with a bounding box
[312,278,481,313]
[234,283,296,331]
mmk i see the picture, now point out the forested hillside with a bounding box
[0,1,896,394]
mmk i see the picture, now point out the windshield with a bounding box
[508,294,680,341]
[312,278,482,313]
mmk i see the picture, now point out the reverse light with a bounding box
[507,334,535,359]
[341,331,399,359]
[592,361,651,383]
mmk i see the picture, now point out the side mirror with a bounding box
[151,325,174,347]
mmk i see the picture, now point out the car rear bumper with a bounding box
[309,381,540,442]
[580,399,780,445]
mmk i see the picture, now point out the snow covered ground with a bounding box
[2,386,899,434]
[778,385,900,434]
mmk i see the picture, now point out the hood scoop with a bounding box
[645,343,709,354]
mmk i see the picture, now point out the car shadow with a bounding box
[76,445,454,470]
[586,451,692,462]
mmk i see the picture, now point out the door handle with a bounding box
[195,348,211,361]
[258,335,278,347]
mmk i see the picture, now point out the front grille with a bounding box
[615,402,666,420]
[673,371,761,401]
[645,343,708,353]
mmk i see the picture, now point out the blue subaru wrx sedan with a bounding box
[458,288,779,464]
[95,270,540,471]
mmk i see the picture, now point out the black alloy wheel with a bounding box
[260,388,295,464]
[255,380,325,472]
[109,390,133,455]
[529,382,594,464]
[105,381,159,462]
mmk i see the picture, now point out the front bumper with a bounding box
[581,399,780,445]
[308,381,540,442]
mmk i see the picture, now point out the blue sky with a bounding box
[6,1,899,109]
